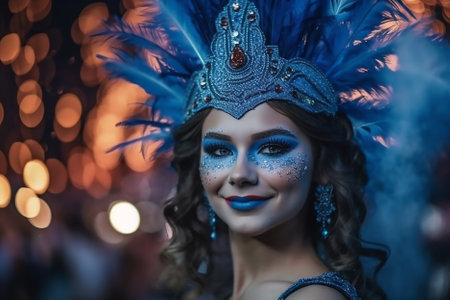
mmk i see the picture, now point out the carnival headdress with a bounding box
[98,0,415,154]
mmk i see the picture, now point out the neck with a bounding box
[228,213,327,299]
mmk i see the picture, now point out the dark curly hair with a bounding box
[160,100,388,300]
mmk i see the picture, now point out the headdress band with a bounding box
[184,0,337,120]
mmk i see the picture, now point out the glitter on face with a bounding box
[199,132,311,185]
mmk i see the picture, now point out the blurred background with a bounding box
[0,0,449,299]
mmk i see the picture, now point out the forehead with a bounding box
[202,103,303,138]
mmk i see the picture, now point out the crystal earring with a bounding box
[204,192,217,240]
[314,184,336,239]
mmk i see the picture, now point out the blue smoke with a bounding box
[363,34,450,300]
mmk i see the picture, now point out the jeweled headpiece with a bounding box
[185,0,336,120]
[98,0,420,155]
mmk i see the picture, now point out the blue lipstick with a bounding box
[225,196,271,211]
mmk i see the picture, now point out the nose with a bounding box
[228,154,258,187]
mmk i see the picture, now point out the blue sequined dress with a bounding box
[277,272,360,300]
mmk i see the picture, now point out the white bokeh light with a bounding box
[108,201,140,234]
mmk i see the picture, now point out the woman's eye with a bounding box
[204,146,233,157]
[259,143,292,156]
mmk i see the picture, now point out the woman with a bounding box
[100,0,422,299]
[163,99,384,299]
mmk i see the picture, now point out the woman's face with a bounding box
[200,103,314,236]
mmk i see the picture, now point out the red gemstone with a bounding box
[204,95,212,102]
[230,45,246,69]
[275,84,283,93]
[221,17,228,27]
[267,48,273,55]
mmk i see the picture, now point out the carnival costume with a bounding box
[98,0,448,298]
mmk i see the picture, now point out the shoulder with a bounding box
[286,284,347,300]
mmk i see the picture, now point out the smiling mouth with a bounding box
[225,195,271,211]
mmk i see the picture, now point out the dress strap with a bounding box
[277,272,361,300]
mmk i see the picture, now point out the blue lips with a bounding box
[227,197,271,211]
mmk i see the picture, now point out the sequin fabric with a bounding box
[184,0,337,121]
[277,272,360,300]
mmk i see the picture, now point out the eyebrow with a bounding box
[203,128,296,141]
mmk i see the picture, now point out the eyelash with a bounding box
[203,143,234,158]
[202,138,296,158]
[258,139,295,156]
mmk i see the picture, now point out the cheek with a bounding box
[199,153,236,187]
[252,152,312,184]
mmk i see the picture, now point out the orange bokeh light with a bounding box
[15,187,39,218]
[26,0,51,22]
[11,45,35,75]
[46,158,68,194]
[0,33,21,65]
[17,79,42,104]
[53,119,81,143]
[55,93,83,128]
[27,33,50,62]
[0,151,7,175]
[78,2,109,35]
[23,159,50,194]
[8,0,31,13]
[20,94,41,114]
[8,142,32,174]
[0,175,12,208]
[28,198,52,229]
[24,139,45,161]
[87,166,112,199]
[71,19,84,45]
[19,99,44,128]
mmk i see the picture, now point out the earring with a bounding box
[208,203,217,240]
[204,193,217,240]
[314,184,336,239]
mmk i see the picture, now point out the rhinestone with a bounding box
[267,48,274,55]
[291,91,299,99]
[204,95,212,102]
[232,3,240,11]
[205,62,211,69]
[232,31,239,37]
[275,84,283,93]
[248,11,256,21]
[221,17,228,27]
[230,45,246,69]
[193,102,198,108]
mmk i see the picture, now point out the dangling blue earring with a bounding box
[204,192,217,240]
[314,184,336,239]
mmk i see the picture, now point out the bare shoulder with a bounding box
[286,284,347,300]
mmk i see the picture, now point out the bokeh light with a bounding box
[46,158,68,194]
[24,139,45,161]
[26,33,50,62]
[11,45,35,75]
[94,211,124,244]
[23,159,50,194]
[0,175,12,208]
[0,33,21,65]
[55,93,83,128]
[28,198,52,229]
[17,79,42,104]
[0,151,7,175]
[8,0,31,14]
[19,97,44,128]
[26,0,52,22]
[15,187,40,218]
[108,201,140,234]
[8,142,32,174]
[0,101,4,126]
[78,2,109,36]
